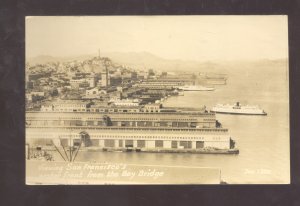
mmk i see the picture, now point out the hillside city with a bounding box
[26,55,226,112]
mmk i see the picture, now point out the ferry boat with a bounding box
[178,85,215,91]
[211,102,267,115]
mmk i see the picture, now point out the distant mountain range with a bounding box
[27,52,287,74]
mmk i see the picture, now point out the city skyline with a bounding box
[26,16,288,61]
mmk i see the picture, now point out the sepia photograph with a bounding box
[25,16,289,184]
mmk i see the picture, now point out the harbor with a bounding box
[24,15,290,184]
[25,56,240,184]
[26,57,290,184]
[25,53,289,184]
[26,58,239,157]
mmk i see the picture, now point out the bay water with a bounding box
[54,63,290,184]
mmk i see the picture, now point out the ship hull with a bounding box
[210,110,267,115]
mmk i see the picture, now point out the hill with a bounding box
[27,52,287,75]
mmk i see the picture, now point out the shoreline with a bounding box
[32,146,239,155]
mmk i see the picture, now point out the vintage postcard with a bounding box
[25,16,289,184]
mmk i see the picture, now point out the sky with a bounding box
[26,16,288,61]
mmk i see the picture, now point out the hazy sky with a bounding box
[26,16,288,61]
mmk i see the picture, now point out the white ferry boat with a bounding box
[178,85,215,91]
[211,102,267,115]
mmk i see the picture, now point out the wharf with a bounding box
[96,147,239,154]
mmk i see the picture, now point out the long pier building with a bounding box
[26,102,238,153]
